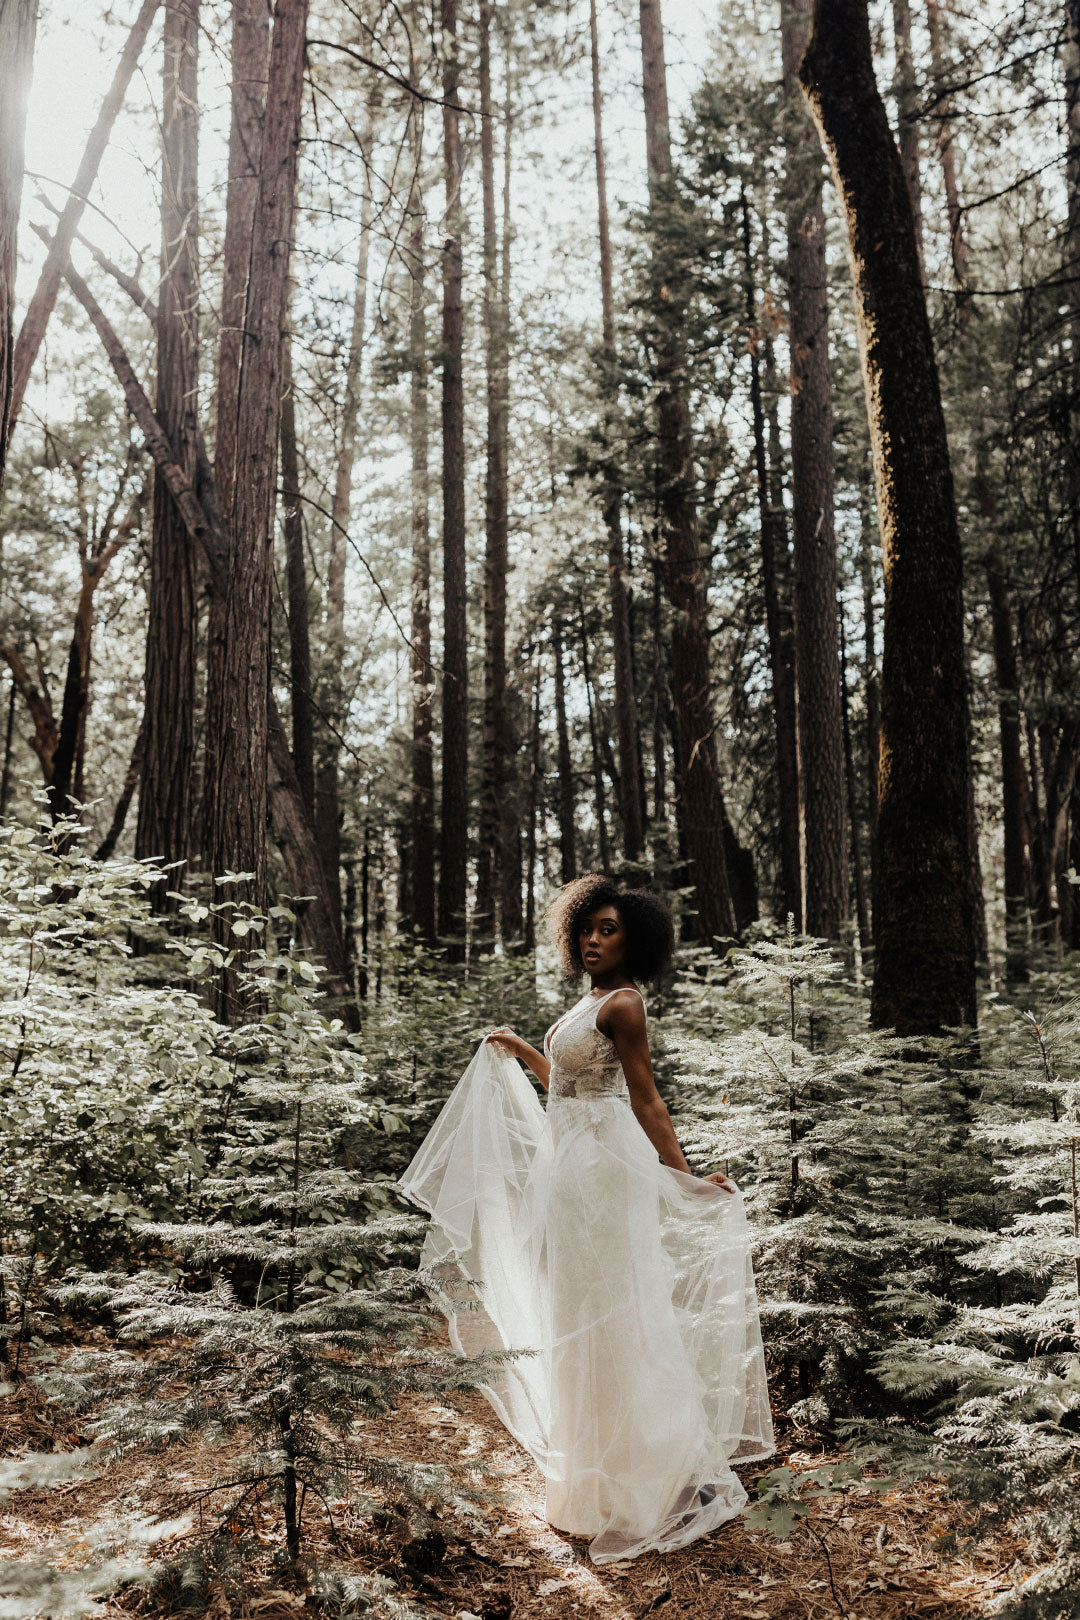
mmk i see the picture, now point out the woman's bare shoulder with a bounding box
[597,987,647,1038]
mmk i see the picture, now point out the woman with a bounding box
[398,875,773,1564]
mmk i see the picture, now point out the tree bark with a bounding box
[858,482,881,939]
[637,0,736,943]
[984,551,1029,976]
[782,0,848,941]
[205,0,269,864]
[591,0,644,862]
[136,0,199,893]
[437,0,468,958]
[0,0,36,494]
[406,91,436,948]
[839,613,870,956]
[553,615,576,883]
[475,0,508,950]
[578,598,612,872]
[740,185,801,924]
[50,248,354,1013]
[318,119,374,938]
[523,653,541,953]
[52,488,144,820]
[206,0,307,935]
[889,0,923,265]
[800,0,976,1034]
[9,0,159,437]
[279,324,314,818]
[925,0,970,309]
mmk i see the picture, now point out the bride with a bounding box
[398,874,774,1564]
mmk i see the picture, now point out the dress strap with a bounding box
[588,987,646,1024]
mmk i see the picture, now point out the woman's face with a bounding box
[578,904,628,977]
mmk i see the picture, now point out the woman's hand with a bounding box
[487,1028,552,1092]
[487,1026,523,1057]
[702,1170,737,1193]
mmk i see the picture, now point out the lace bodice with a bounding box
[544,988,645,1100]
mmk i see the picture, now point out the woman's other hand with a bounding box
[702,1170,737,1193]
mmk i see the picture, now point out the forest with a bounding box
[1,0,1080,1614]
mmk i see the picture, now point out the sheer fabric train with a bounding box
[398,990,774,1564]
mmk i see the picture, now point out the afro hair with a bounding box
[545,873,675,983]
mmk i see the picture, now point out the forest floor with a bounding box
[0,1335,1034,1620]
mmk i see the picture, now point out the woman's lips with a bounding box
[584,952,599,963]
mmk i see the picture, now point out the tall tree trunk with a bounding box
[8,0,158,436]
[839,613,870,955]
[739,186,801,924]
[858,481,881,939]
[984,551,1029,978]
[925,0,970,307]
[782,0,848,941]
[205,0,269,864]
[523,653,541,953]
[279,324,314,817]
[801,0,976,1034]
[578,599,612,872]
[650,548,667,825]
[496,22,523,946]
[475,0,508,950]
[590,0,644,862]
[406,93,436,948]
[637,0,736,942]
[318,119,374,938]
[0,0,36,495]
[206,0,307,955]
[553,615,576,883]
[889,0,923,265]
[52,249,354,1014]
[136,0,199,893]
[437,0,468,958]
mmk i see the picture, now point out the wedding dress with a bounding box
[397,987,774,1564]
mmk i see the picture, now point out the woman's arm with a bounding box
[487,1028,551,1091]
[601,992,735,1191]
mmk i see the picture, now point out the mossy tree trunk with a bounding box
[799,0,976,1033]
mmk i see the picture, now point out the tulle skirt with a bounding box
[397,1040,774,1564]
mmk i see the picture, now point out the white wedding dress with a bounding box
[398,987,774,1564]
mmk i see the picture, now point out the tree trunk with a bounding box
[925,0,970,306]
[0,0,36,494]
[317,119,374,939]
[637,0,736,943]
[840,613,870,955]
[52,250,354,1014]
[984,551,1029,977]
[591,0,644,862]
[406,93,436,948]
[205,0,269,863]
[496,23,522,946]
[553,615,576,883]
[650,548,667,826]
[858,482,881,939]
[739,185,801,924]
[437,0,468,958]
[578,599,611,872]
[8,0,158,437]
[279,324,314,818]
[782,0,848,941]
[475,0,508,951]
[206,0,307,942]
[523,653,541,953]
[800,0,976,1034]
[889,0,923,265]
[136,0,199,895]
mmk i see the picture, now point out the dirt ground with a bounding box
[0,1353,1033,1620]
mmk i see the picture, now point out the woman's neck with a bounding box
[587,971,637,993]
